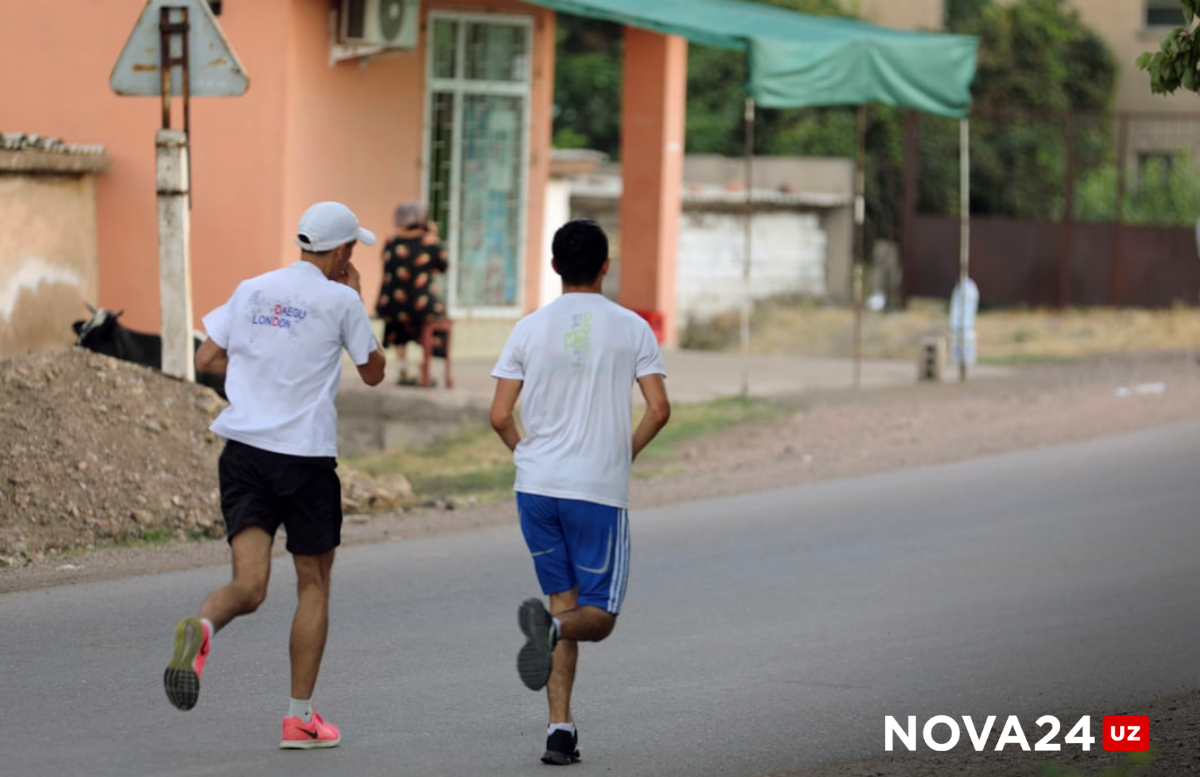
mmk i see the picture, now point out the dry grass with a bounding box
[344,425,516,503]
[686,297,1200,364]
[342,396,792,502]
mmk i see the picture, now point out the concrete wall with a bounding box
[0,157,107,359]
[539,177,571,308]
[821,204,855,303]
[677,155,854,302]
[676,210,826,323]
[682,155,854,195]
[571,194,832,324]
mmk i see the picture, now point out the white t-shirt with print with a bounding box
[202,260,378,458]
[492,293,666,508]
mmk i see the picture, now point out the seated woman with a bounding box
[376,201,449,385]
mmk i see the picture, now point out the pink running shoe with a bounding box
[164,616,211,711]
[280,711,342,750]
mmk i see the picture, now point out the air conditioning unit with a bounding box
[340,0,420,50]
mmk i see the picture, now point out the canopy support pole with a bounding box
[852,104,867,389]
[740,97,755,398]
[957,117,970,382]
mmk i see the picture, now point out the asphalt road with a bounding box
[3,420,1199,777]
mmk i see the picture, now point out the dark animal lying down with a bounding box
[72,306,226,399]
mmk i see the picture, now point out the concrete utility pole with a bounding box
[156,129,194,381]
[110,0,248,383]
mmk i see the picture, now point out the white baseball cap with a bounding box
[293,201,376,252]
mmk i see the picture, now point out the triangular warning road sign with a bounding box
[111,0,249,97]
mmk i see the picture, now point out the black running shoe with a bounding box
[517,598,556,691]
[542,729,581,765]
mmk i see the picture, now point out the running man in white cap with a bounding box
[163,201,386,750]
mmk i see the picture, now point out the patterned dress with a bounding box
[376,232,449,354]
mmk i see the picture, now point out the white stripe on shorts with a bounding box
[608,508,630,613]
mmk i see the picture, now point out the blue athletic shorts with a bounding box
[516,492,630,615]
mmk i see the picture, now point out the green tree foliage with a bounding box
[552,17,624,151]
[1131,2,1200,226]
[550,0,1117,227]
[1075,153,1200,226]
[964,0,1115,115]
[683,0,846,157]
[1137,0,1200,93]
[550,0,845,158]
[945,0,988,28]
[920,0,1117,218]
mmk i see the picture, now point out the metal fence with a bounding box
[900,110,1200,307]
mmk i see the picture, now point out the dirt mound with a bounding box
[0,349,412,566]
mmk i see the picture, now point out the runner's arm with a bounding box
[195,338,228,375]
[632,373,670,461]
[337,260,387,386]
[356,348,386,386]
[490,378,524,452]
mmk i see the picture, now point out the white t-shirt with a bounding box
[202,260,378,458]
[492,293,666,508]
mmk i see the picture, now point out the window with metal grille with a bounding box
[1145,0,1186,27]
[425,14,531,315]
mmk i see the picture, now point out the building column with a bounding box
[618,28,687,346]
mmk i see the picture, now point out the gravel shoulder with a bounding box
[10,350,1200,594]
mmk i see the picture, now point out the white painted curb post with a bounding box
[156,128,195,382]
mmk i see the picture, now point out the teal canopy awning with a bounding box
[522,0,978,117]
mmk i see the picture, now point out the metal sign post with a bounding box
[111,0,248,383]
[158,7,192,136]
[740,97,755,399]
[956,118,972,383]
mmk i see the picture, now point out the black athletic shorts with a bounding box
[217,439,342,556]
